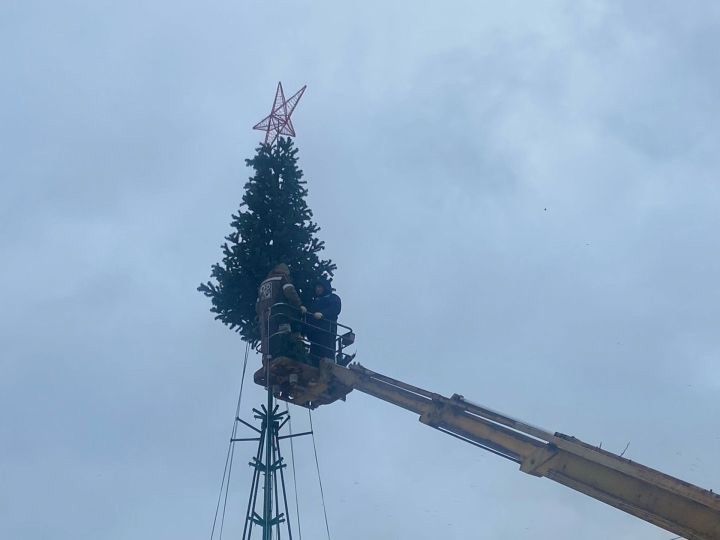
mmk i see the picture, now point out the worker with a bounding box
[256,263,306,361]
[306,277,341,364]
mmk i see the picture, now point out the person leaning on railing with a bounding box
[256,263,305,361]
[306,277,341,363]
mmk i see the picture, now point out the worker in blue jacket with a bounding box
[307,277,341,364]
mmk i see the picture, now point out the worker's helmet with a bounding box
[271,263,291,276]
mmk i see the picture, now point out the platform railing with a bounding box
[266,302,355,366]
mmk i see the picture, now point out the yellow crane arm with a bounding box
[329,363,720,540]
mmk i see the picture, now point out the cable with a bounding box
[220,342,250,539]
[210,435,233,540]
[285,403,303,540]
[308,409,331,540]
[218,437,236,540]
[210,341,251,540]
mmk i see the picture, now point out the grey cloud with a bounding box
[1,1,719,539]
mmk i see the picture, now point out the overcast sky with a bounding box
[2,1,719,539]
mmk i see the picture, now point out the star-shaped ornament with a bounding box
[253,82,307,145]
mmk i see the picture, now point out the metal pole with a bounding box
[263,387,274,540]
[242,426,265,540]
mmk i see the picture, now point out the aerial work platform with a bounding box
[254,302,356,408]
[254,357,354,409]
[252,304,720,538]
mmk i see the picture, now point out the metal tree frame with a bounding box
[232,82,309,540]
[233,388,309,540]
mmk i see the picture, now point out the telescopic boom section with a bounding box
[329,363,720,540]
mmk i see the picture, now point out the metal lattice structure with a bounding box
[234,389,308,540]
[253,82,307,145]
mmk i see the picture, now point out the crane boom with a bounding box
[327,362,720,540]
[256,307,719,537]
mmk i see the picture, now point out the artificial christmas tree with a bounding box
[199,136,335,344]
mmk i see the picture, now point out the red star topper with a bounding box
[253,82,307,145]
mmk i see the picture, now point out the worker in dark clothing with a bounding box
[256,263,306,361]
[307,277,341,364]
